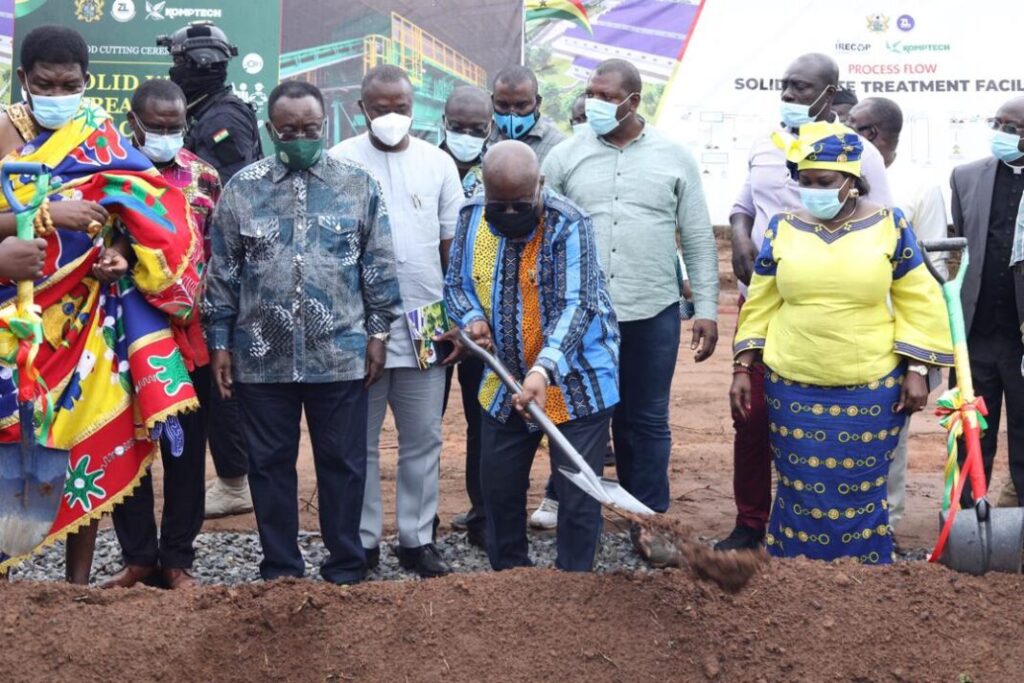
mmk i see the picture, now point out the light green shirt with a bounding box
[542,125,719,322]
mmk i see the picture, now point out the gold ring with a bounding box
[87,220,103,235]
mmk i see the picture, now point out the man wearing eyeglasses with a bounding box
[330,65,463,579]
[204,81,403,585]
[100,78,221,590]
[950,96,1024,508]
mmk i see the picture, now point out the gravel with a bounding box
[6,529,931,586]
[7,528,654,586]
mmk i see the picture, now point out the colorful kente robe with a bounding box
[0,102,199,572]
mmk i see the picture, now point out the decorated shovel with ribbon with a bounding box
[0,161,69,559]
[920,238,1024,574]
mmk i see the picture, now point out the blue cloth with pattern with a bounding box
[764,365,906,565]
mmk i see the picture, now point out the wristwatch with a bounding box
[907,363,928,377]
[370,331,390,344]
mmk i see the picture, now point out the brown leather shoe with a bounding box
[162,568,197,590]
[99,564,157,589]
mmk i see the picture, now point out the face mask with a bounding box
[585,95,634,136]
[270,124,324,171]
[169,62,227,103]
[27,89,83,130]
[494,110,538,140]
[485,201,538,240]
[779,87,829,129]
[991,130,1024,163]
[799,179,850,220]
[369,112,412,148]
[445,130,486,163]
[572,122,589,136]
[139,131,184,163]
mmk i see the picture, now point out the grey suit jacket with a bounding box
[949,156,1024,335]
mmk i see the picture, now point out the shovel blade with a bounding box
[938,506,1024,575]
[600,478,655,516]
[0,439,68,557]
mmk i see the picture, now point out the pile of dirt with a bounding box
[3,559,1021,682]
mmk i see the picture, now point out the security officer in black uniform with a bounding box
[158,21,261,516]
[158,21,262,182]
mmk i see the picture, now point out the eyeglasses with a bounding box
[486,201,535,214]
[136,119,187,137]
[988,118,1023,136]
[271,120,327,142]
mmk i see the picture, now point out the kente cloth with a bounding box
[763,365,905,565]
[0,102,199,572]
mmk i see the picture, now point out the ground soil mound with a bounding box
[2,560,1021,682]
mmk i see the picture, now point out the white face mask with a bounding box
[369,112,412,147]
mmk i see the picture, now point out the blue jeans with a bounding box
[612,303,680,513]
[237,380,368,585]
[480,408,611,571]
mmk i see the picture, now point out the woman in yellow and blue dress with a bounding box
[728,121,953,564]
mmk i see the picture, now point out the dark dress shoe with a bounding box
[451,511,471,531]
[398,544,451,578]
[365,546,380,570]
[99,564,157,589]
[714,525,765,552]
[162,568,197,590]
[466,527,486,549]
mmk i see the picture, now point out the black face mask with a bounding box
[169,62,227,104]
[485,202,538,240]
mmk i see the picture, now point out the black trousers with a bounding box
[954,331,1024,507]
[456,358,486,535]
[480,408,610,572]
[237,380,368,585]
[207,381,249,479]
[111,365,209,569]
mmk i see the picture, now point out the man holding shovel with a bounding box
[444,140,620,571]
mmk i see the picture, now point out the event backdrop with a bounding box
[281,0,523,147]
[12,0,280,138]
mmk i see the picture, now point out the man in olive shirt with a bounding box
[542,58,719,564]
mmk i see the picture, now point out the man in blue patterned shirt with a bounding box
[204,81,403,585]
[444,141,620,571]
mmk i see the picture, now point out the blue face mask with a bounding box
[28,89,83,130]
[585,94,636,136]
[141,132,185,164]
[799,179,850,220]
[991,130,1024,163]
[494,110,538,140]
[779,87,829,130]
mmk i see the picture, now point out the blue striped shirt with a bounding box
[445,189,620,424]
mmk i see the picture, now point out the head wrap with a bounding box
[773,121,863,180]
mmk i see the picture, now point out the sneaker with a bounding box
[204,476,254,518]
[451,511,471,531]
[529,497,558,530]
[398,544,451,578]
[713,525,765,552]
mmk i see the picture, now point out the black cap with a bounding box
[157,21,237,68]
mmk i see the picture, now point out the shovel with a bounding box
[920,237,1024,574]
[0,161,69,559]
[457,329,654,517]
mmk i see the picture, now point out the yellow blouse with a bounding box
[734,208,953,386]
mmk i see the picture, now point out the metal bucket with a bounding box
[938,504,1024,575]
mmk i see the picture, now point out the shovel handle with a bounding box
[457,329,588,469]
[1,162,51,217]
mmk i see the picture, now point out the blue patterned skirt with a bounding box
[764,365,905,565]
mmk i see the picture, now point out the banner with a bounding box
[13,0,280,138]
[527,0,700,133]
[0,1,11,104]
[280,0,524,147]
[656,0,1020,224]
